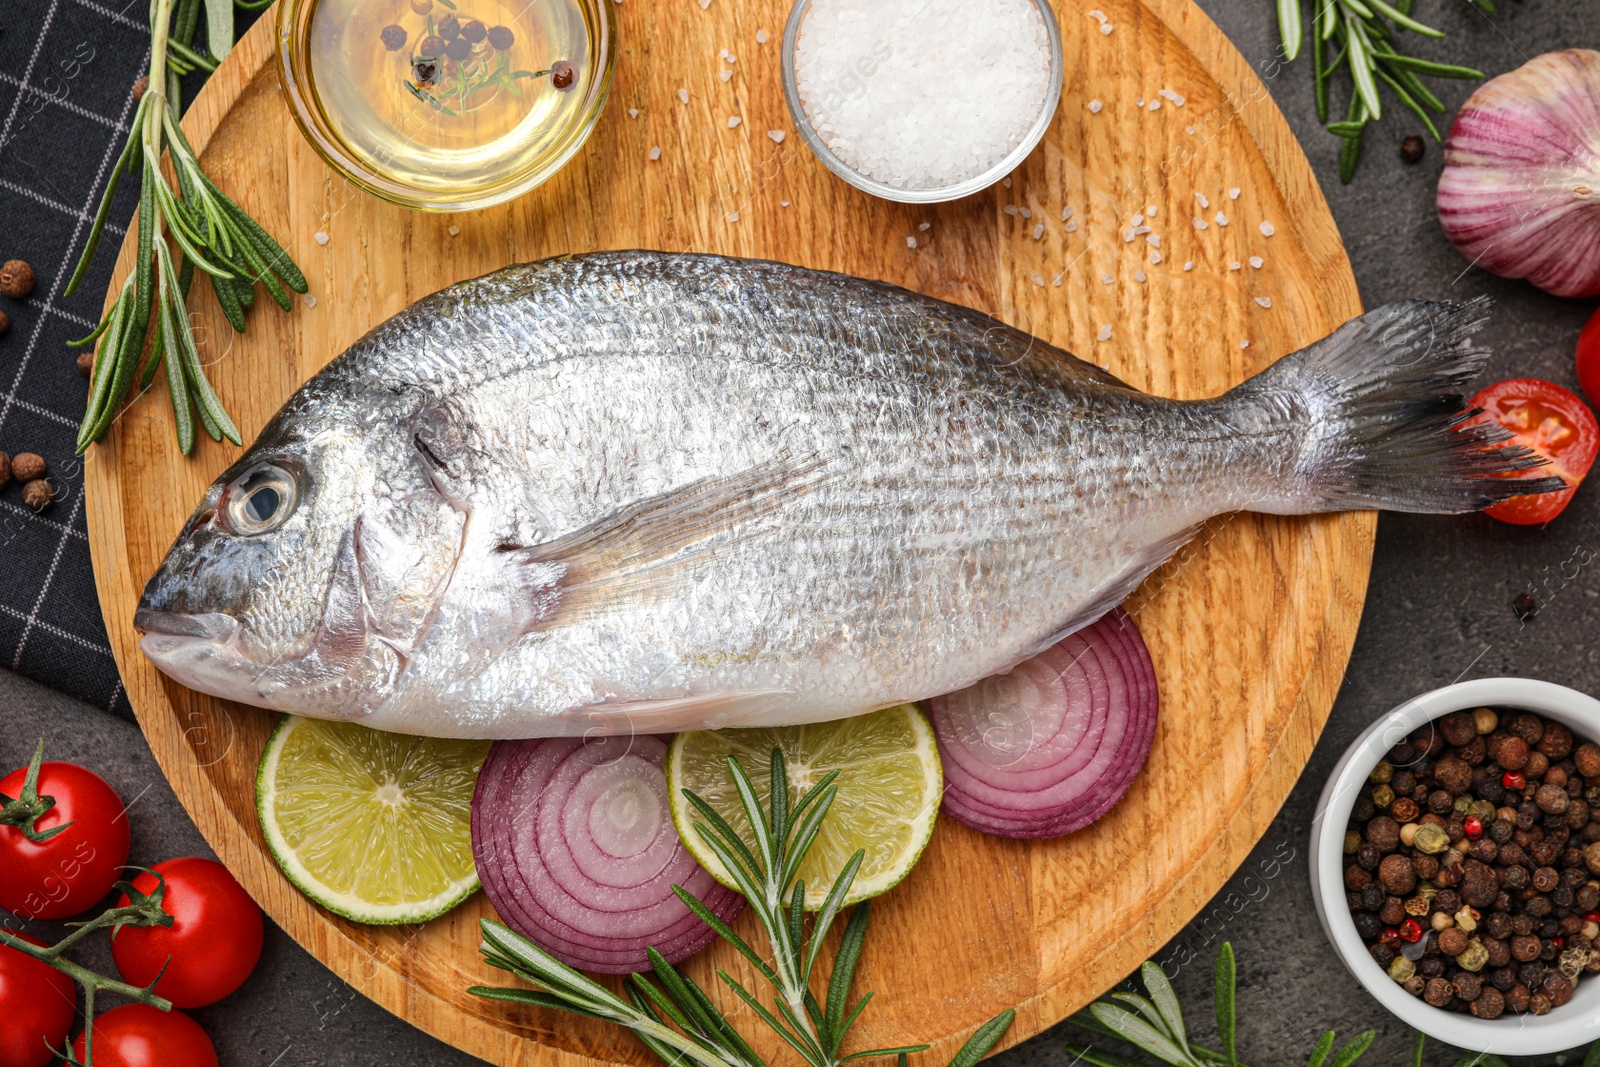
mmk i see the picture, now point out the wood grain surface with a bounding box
[85,1,1369,1063]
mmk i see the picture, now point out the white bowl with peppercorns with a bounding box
[1311,677,1600,1055]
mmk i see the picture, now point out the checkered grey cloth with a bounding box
[0,1,265,719]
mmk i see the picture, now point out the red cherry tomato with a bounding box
[70,1005,217,1067]
[0,759,129,921]
[1467,378,1599,525]
[1575,306,1600,406]
[0,933,76,1067]
[111,857,263,1008]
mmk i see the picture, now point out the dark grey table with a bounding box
[5,0,1600,1064]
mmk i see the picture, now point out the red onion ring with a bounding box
[471,734,743,973]
[927,608,1159,839]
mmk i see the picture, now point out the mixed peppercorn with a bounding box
[1344,707,1600,1018]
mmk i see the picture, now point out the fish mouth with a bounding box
[133,609,239,642]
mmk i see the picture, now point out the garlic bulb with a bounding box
[1437,49,1600,298]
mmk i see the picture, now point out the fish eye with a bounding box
[224,463,299,536]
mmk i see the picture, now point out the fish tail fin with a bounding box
[1226,297,1564,514]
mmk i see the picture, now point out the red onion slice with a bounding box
[927,608,1159,839]
[471,734,743,973]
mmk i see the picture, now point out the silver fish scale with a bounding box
[299,253,1240,736]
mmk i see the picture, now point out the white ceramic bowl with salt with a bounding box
[781,0,1063,203]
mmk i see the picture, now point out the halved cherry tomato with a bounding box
[70,1005,217,1067]
[0,932,76,1067]
[1576,306,1600,407]
[1468,378,1599,525]
[0,757,129,921]
[110,857,264,1008]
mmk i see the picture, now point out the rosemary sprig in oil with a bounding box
[471,749,1015,1067]
[67,0,306,455]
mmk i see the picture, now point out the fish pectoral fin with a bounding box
[563,690,796,733]
[504,453,830,631]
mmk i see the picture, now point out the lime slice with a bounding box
[257,716,489,925]
[665,704,941,910]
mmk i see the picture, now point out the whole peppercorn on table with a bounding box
[2,0,1600,1065]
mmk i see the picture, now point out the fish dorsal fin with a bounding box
[504,453,831,632]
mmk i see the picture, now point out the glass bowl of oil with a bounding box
[277,0,615,211]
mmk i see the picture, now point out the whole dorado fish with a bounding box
[135,252,1553,738]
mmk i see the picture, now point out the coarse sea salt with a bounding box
[313,231,330,245]
[1061,206,1073,221]
[918,222,931,231]
[1249,255,1263,268]
[1214,211,1229,226]
[907,236,918,248]
[1150,251,1162,264]
[1098,324,1113,340]
[794,0,1051,189]
[769,129,786,143]
[1194,191,1209,208]
[649,145,662,160]
[1032,223,1044,240]
[1256,297,1272,308]
[728,116,742,128]
[678,88,689,103]
[1101,274,1114,285]
[1183,260,1194,271]
[1133,270,1147,283]
[1192,217,1208,230]
[1064,220,1078,232]
[1229,187,1241,199]
[303,294,318,308]
[1158,88,1186,107]
[1031,273,1046,287]
[1259,220,1276,236]
[756,29,769,44]
[1088,99,1103,113]
[719,69,733,82]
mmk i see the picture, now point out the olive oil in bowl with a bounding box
[278,0,614,211]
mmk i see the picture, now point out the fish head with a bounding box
[135,410,467,718]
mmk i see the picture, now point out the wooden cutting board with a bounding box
[85,1,1368,1063]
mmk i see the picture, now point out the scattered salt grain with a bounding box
[1100,274,1114,285]
[1146,234,1160,247]
[1150,251,1162,264]
[1255,297,1272,308]
[1020,207,1032,219]
[1088,9,1107,22]
[721,49,737,63]
[728,116,742,127]
[303,294,317,308]
[719,69,732,82]
[756,29,769,44]
[1088,99,1103,114]
[907,236,918,248]
[1136,97,1145,107]
[1032,223,1045,240]
[1259,220,1276,236]
[649,145,662,160]
[1192,217,1208,230]
[1064,220,1078,232]
[1052,274,1063,286]
[793,0,1053,190]
[1158,88,1186,107]
[1061,206,1073,221]
[918,222,931,231]
[448,225,461,235]
[1228,261,1241,270]
[1228,187,1241,199]
[699,0,710,8]
[1182,260,1194,271]
[1100,23,1113,34]
[1194,191,1209,209]
[727,211,740,222]
[780,200,791,207]
[768,129,786,143]
[1214,211,1229,226]
[1149,100,1161,111]
[1005,204,1020,217]
[1098,324,1113,340]
[1031,273,1046,287]
[1122,226,1137,242]
[1248,255,1263,268]
[1241,339,1251,349]
[1186,125,1196,135]
[628,108,639,119]
[1145,205,1157,217]
[313,231,329,245]
[1002,176,1012,188]
[1133,270,1147,283]
[678,88,689,103]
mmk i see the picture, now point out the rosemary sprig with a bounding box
[471,748,1015,1067]
[1275,0,1484,182]
[66,0,306,455]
